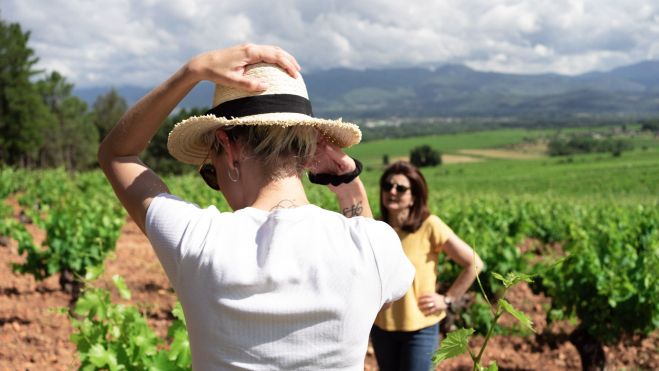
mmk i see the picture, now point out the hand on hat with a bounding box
[307,134,357,178]
[187,43,301,92]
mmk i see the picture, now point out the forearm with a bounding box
[332,178,373,218]
[97,62,199,231]
[445,258,483,299]
[98,64,199,160]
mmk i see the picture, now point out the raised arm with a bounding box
[308,136,373,218]
[98,44,300,232]
[330,177,372,218]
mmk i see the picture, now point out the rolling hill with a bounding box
[74,60,659,120]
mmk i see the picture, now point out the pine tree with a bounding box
[0,17,52,167]
[91,88,127,141]
[36,72,98,170]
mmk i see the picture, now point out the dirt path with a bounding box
[1,210,657,370]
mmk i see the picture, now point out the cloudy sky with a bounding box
[3,0,659,88]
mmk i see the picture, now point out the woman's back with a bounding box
[98,45,415,370]
[146,194,412,370]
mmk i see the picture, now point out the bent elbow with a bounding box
[473,254,484,275]
[97,142,110,170]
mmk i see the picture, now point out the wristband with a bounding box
[309,158,363,186]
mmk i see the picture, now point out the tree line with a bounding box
[0,16,196,174]
[547,134,634,157]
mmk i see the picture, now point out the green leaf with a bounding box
[85,265,104,281]
[168,329,191,365]
[172,302,186,323]
[75,290,104,318]
[151,351,176,370]
[499,299,535,333]
[432,328,474,364]
[109,324,121,339]
[112,275,131,300]
[88,344,118,369]
[480,361,498,371]
[492,271,534,288]
[491,272,506,283]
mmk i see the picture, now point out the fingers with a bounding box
[319,135,354,171]
[418,294,444,315]
[243,43,301,78]
[418,298,434,312]
[192,44,301,92]
[229,74,268,92]
[308,138,355,175]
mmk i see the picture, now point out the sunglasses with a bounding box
[382,182,410,193]
[198,148,220,190]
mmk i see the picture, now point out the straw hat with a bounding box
[167,63,362,165]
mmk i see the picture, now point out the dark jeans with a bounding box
[371,323,440,371]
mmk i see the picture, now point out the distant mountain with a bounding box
[74,60,659,120]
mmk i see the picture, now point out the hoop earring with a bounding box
[228,162,240,182]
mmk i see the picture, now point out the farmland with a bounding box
[0,126,658,370]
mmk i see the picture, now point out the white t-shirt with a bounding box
[145,194,414,371]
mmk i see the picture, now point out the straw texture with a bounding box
[167,63,361,165]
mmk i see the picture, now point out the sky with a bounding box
[3,0,659,88]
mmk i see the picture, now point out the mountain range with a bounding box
[74,60,659,120]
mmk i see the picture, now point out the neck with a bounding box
[227,158,309,211]
[249,175,309,211]
[388,208,410,229]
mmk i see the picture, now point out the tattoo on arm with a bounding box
[342,201,363,217]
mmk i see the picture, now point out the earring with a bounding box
[228,161,240,182]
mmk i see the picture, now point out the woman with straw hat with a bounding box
[98,43,414,370]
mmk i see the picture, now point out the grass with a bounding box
[349,129,659,206]
[424,149,658,204]
[346,128,556,166]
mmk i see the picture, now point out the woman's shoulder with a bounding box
[324,210,397,237]
[147,193,228,230]
[421,214,445,227]
[419,214,453,234]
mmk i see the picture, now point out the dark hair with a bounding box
[379,161,430,233]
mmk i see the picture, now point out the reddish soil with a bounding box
[1,203,657,370]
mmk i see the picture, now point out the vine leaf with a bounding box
[112,275,131,300]
[432,328,475,364]
[492,271,533,288]
[88,344,118,370]
[499,299,535,333]
[85,265,104,281]
[480,361,499,370]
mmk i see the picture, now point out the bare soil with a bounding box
[1,203,657,370]
[458,149,545,160]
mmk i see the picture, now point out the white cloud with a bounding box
[2,0,659,87]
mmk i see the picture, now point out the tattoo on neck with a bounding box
[342,201,363,217]
[270,199,298,211]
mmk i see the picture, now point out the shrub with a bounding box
[410,145,441,167]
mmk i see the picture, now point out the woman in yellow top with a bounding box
[371,161,483,371]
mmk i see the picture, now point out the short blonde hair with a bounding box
[203,125,318,180]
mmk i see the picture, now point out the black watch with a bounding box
[309,158,363,186]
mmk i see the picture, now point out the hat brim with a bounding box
[167,112,362,165]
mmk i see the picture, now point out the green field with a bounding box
[347,129,659,206]
[347,128,553,165]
